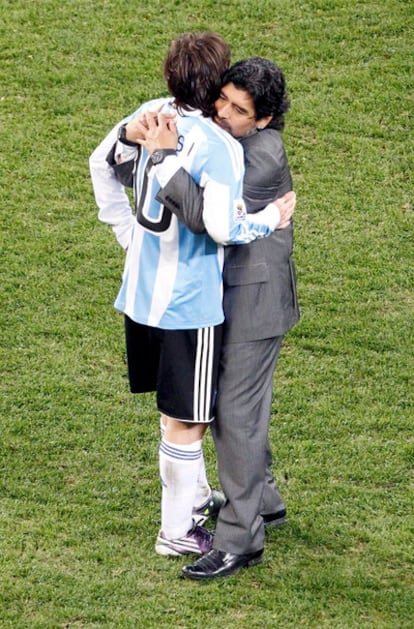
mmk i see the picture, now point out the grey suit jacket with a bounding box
[156,128,300,343]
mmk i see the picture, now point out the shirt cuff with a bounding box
[115,141,138,163]
[263,202,281,230]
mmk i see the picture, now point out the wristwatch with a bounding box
[150,149,177,165]
[117,123,139,147]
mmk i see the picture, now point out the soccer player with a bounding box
[89,34,295,558]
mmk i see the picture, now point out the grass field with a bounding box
[1,0,413,627]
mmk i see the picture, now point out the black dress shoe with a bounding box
[262,508,287,528]
[181,548,263,580]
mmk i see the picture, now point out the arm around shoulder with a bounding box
[156,168,206,234]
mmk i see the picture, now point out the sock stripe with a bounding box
[160,440,202,462]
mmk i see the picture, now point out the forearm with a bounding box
[202,179,280,245]
[155,166,280,242]
[89,123,135,249]
[155,167,206,234]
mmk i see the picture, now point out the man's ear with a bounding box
[256,115,272,130]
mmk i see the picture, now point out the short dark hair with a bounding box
[164,32,231,117]
[222,57,290,130]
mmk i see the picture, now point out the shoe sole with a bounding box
[155,545,183,557]
[156,544,203,557]
[155,541,204,557]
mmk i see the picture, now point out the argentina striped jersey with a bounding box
[114,98,245,329]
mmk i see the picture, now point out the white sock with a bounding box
[194,454,211,508]
[159,438,202,539]
[160,418,211,510]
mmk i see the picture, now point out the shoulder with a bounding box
[241,128,285,163]
[179,116,244,171]
[241,129,288,181]
[204,120,244,168]
[241,128,292,208]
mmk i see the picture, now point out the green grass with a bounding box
[1,0,413,627]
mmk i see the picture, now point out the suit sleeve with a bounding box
[156,168,206,234]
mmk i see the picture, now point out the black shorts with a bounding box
[124,316,223,423]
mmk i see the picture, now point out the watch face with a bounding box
[151,151,163,164]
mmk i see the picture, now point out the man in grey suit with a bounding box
[140,57,300,578]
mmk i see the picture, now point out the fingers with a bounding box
[166,116,177,133]
[278,219,291,229]
[125,108,176,141]
[277,202,294,229]
[275,191,296,212]
[273,190,296,230]
[275,190,296,204]
[141,112,177,136]
[144,111,158,132]
[143,110,176,126]
[133,111,178,153]
[280,191,296,208]
[157,112,177,132]
[125,117,149,142]
[278,199,295,215]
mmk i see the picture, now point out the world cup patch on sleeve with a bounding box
[233,199,246,222]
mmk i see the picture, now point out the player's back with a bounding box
[115,100,244,330]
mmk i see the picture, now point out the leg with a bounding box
[156,326,222,554]
[159,416,212,510]
[262,438,286,515]
[159,416,208,538]
[212,336,283,554]
[261,438,287,527]
[164,416,207,444]
[124,319,220,553]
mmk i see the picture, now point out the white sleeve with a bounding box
[201,179,280,245]
[114,141,138,164]
[89,123,136,250]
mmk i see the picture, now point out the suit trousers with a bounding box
[211,335,285,554]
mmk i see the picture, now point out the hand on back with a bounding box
[128,110,178,154]
[273,191,296,229]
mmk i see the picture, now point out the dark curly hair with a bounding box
[222,57,290,130]
[164,32,231,117]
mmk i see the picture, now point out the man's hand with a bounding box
[136,112,178,154]
[123,115,148,143]
[123,106,176,145]
[273,191,296,229]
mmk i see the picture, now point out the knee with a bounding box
[163,415,207,444]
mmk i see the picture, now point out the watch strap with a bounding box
[118,123,139,147]
[150,149,177,165]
